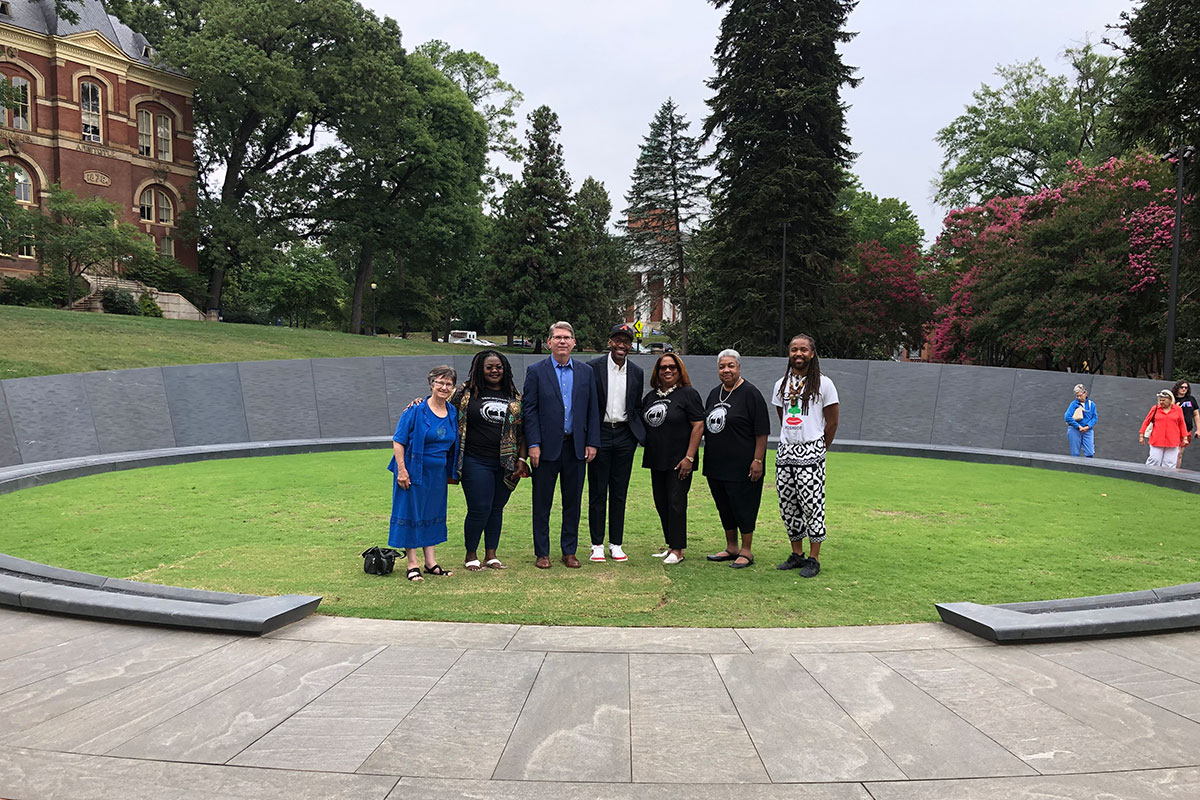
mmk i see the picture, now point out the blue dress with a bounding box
[388,402,458,549]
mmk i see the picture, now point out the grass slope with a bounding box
[1,450,1193,628]
[0,305,471,379]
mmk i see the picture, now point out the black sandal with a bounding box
[424,564,452,577]
[406,567,423,582]
[706,550,738,562]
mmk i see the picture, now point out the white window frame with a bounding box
[8,76,29,130]
[12,164,31,204]
[80,81,101,143]
[155,113,171,160]
[137,109,152,156]
[139,187,153,221]
[156,189,173,224]
[159,235,174,257]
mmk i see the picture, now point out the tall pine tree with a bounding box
[568,177,628,349]
[698,0,859,355]
[621,99,705,353]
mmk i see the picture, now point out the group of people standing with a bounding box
[387,321,838,582]
[1064,380,1197,469]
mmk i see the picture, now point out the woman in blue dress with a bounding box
[389,365,460,581]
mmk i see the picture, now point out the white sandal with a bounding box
[484,558,507,570]
[464,559,483,571]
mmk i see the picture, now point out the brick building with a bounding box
[0,0,196,280]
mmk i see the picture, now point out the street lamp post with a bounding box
[370,282,377,337]
[778,222,789,357]
[1164,145,1194,380]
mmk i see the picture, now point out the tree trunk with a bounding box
[349,243,373,335]
[65,267,77,309]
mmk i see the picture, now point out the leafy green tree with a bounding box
[566,177,628,349]
[33,186,163,307]
[0,165,34,257]
[489,105,574,352]
[935,44,1123,208]
[621,99,705,353]
[699,0,859,355]
[250,243,345,328]
[838,174,924,253]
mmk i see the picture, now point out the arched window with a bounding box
[137,109,152,156]
[80,81,101,143]
[12,164,31,203]
[156,114,171,160]
[138,185,175,225]
[5,76,29,130]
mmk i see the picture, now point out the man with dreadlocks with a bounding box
[771,334,839,578]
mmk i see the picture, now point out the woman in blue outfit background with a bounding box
[389,365,459,581]
[1064,383,1098,458]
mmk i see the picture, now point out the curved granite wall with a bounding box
[0,355,1171,469]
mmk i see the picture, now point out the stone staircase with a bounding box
[71,273,204,321]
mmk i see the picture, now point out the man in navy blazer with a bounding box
[523,320,601,569]
[586,324,645,563]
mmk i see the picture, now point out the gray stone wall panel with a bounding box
[1002,370,1094,453]
[863,361,941,443]
[311,358,388,438]
[238,360,320,442]
[821,359,869,441]
[383,356,446,432]
[162,363,249,446]
[4,373,100,463]
[0,382,21,467]
[931,364,1016,449]
[1090,375,1159,464]
[84,368,176,454]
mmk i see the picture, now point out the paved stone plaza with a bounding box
[3,608,1200,798]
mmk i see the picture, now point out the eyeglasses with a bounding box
[431,380,455,388]
[550,335,574,342]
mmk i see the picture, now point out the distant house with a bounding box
[0,0,197,280]
[624,209,685,327]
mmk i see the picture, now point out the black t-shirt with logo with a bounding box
[702,380,770,481]
[640,386,704,471]
[1180,394,1198,433]
[465,389,511,460]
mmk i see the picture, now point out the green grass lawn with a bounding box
[1,450,1193,628]
[0,305,475,379]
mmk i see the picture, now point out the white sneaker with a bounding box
[590,544,606,562]
[609,544,627,562]
[663,552,684,565]
[652,547,670,558]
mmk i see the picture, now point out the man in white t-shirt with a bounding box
[770,334,839,578]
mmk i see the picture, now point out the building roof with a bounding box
[2,0,161,69]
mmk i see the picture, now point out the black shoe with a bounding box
[776,552,806,570]
[799,558,820,578]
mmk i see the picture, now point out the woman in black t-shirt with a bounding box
[703,350,769,569]
[641,353,704,564]
[1174,380,1199,469]
[449,350,528,571]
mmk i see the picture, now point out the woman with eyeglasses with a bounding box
[1174,380,1199,469]
[1139,388,1191,470]
[389,365,459,581]
[1064,384,1098,458]
[641,353,704,564]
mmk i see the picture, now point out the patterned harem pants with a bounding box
[775,440,826,544]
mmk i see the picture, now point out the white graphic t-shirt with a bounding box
[770,374,839,445]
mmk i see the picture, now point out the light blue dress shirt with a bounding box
[557,359,574,435]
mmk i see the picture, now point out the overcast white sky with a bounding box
[369,0,1134,243]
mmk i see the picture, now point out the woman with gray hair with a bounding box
[1064,384,1098,458]
[703,349,770,568]
[388,365,460,581]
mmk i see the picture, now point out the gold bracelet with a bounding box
[752,458,764,464]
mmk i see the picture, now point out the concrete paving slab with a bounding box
[798,652,1034,779]
[0,745,399,800]
[712,653,905,782]
[0,631,230,735]
[878,649,1162,774]
[493,652,631,782]
[506,625,749,653]
[388,777,872,799]
[359,649,545,778]
[0,626,162,693]
[865,767,1200,800]
[1038,643,1200,722]
[267,614,519,650]
[955,645,1200,768]
[629,654,768,783]
[109,641,382,763]
[1092,631,1200,681]
[5,637,308,753]
[736,622,989,654]
[0,610,105,659]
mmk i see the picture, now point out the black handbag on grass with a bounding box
[362,546,402,575]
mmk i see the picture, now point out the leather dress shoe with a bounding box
[535,556,551,569]
[562,554,581,568]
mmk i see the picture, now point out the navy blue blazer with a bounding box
[588,354,646,443]
[523,357,601,461]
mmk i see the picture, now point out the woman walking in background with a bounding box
[1139,388,1190,470]
[1173,380,1198,469]
[389,365,459,581]
[450,350,527,571]
[641,353,704,565]
[1064,384,1098,458]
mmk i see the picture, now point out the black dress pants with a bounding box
[588,424,638,546]
[650,468,692,550]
